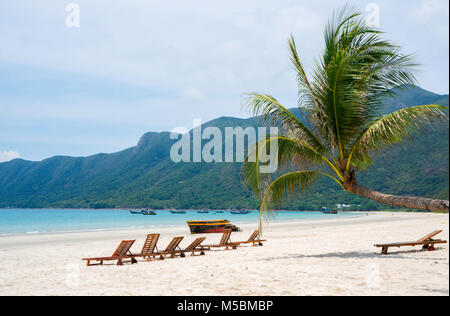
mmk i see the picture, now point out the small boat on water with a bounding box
[170,210,186,214]
[215,211,224,214]
[321,207,338,214]
[129,210,157,215]
[197,211,209,214]
[187,219,240,234]
[141,210,157,216]
[230,210,251,215]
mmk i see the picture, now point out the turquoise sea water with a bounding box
[0,209,363,236]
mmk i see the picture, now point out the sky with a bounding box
[0,0,449,162]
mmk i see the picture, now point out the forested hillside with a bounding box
[0,86,448,210]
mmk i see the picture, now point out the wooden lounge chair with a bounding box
[375,230,447,255]
[131,233,161,260]
[232,230,266,247]
[82,240,137,266]
[134,234,199,261]
[202,229,238,250]
[182,237,208,256]
[143,236,185,261]
[159,236,185,259]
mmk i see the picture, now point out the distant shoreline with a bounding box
[0,207,376,212]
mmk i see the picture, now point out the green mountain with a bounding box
[0,86,448,210]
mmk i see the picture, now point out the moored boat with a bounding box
[141,210,157,215]
[230,210,251,215]
[197,210,209,214]
[170,210,186,214]
[187,219,239,234]
[321,207,338,214]
[130,210,157,215]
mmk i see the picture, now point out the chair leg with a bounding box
[116,259,123,266]
[382,247,388,255]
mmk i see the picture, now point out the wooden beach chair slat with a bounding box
[233,230,267,247]
[184,237,206,252]
[141,234,160,256]
[183,237,207,256]
[112,240,135,257]
[248,230,259,242]
[219,229,232,245]
[417,230,443,242]
[164,236,184,252]
[158,236,184,259]
[203,229,237,250]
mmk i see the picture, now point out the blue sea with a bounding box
[0,209,363,236]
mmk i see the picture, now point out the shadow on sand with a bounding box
[258,247,448,261]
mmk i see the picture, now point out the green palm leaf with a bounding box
[309,9,417,157]
[348,104,448,170]
[242,93,326,153]
[243,5,449,221]
[257,171,341,233]
[242,136,328,194]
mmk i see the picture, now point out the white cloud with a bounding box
[0,150,21,163]
[0,0,448,161]
[274,5,323,36]
[411,0,447,18]
[184,87,207,102]
[409,0,449,41]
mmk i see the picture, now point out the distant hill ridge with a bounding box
[0,86,448,210]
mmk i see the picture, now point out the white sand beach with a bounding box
[0,212,448,296]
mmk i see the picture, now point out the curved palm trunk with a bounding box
[347,184,449,213]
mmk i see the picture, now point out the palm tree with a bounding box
[242,7,449,229]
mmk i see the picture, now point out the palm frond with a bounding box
[258,171,319,229]
[242,136,327,194]
[309,8,418,157]
[348,104,448,169]
[257,170,341,233]
[242,93,326,153]
[288,35,320,111]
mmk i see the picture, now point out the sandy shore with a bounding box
[0,212,448,296]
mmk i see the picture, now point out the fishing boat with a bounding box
[187,219,240,234]
[230,210,251,215]
[129,210,141,214]
[197,210,209,214]
[215,211,224,214]
[141,210,157,215]
[170,210,186,214]
[321,207,338,214]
